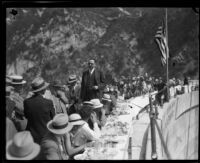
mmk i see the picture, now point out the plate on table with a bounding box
[74,153,87,160]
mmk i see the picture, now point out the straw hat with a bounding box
[51,80,65,89]
[9,75,26,85]
[6,131,40,160]
[90,99,103,109]
[47,113,73,135]
[102,94,112,102]
[83,101,93,106]
[69,114,85,126]
[67,75,77,84]
[31,77,49,93]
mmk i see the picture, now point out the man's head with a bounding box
[88,59,95,70]
[51,80,65,97]
[67,75,77,88]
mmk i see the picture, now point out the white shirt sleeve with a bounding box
[83,122,101,140]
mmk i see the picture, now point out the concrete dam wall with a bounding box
[161,91,199,159]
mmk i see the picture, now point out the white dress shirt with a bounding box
[72,122,101,146]
[90,68,95,75]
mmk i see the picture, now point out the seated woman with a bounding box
[69,111,100,148]
[40,114,85,160]
[88,99,107,130]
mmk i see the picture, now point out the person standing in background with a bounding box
[50,80,69,115]
[80,59,105,102]
[66,75,81,115]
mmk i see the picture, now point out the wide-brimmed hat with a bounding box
[6,131,40,160]
[31,77,49,93]
[83,101,93,106]
[67,75,77,84]
[51,80,65,89]
[102,94,112,102]
[9,75,26,85]
[47,113,73,135]
[90,99,103,109]
[69,114,85,126]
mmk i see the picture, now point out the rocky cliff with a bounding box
[6,8,199,87]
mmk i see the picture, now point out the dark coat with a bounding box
[24,94,55,144]
[80,69,105,101]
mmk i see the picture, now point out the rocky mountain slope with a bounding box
[6,8,199,89]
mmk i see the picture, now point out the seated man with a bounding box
[41,114,85,160]
[101,94,113,115]
[88,99,107,130]
[69,112,100,148]
[66,75,81,115]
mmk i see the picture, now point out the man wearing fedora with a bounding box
[24,77,55,144]
[66,74,81,115]
[69,113,100,148]
[8,75,27,131]
[40,113,85,160]
[50,80,69,114]
[80,59,105,102]
[6,131,41,160]
[88,99,107,130]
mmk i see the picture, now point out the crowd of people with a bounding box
[5,59,198,160]
[6,59,117,160]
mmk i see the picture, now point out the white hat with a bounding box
[31,77,49,93]
[9,75,26,85]
[6,131,40,160]
[47,114,73,135]
[102,94,112,102]
[90,99,103,109]
[83,101,93,106]
[69,114,85,126]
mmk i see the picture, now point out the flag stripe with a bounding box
[154,20,169,65]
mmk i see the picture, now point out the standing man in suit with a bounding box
[80,59,105,102]
[24,77,55,144]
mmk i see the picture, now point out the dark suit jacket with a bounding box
[24,94,55,144]
[80,69,105,101]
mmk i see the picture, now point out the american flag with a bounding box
[154,20,169,66]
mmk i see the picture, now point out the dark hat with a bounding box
[51,80,64,89]
[67,75,77,84]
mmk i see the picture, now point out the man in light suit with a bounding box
[80,59,105,102]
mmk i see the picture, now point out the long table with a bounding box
[74,94,154,160]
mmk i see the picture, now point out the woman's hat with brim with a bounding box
[47,113,73,135]
[69,114,85,126]
[102,94,112,102]
[9,75,26,85]
[31,77,49,93]
[6,131,40,160]
[90,99,103,109]
[67,75,77,84]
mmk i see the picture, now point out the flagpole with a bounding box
[166,8,170,102]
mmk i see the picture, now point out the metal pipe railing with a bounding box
[154,119,171,160]
[149,95,157,160]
